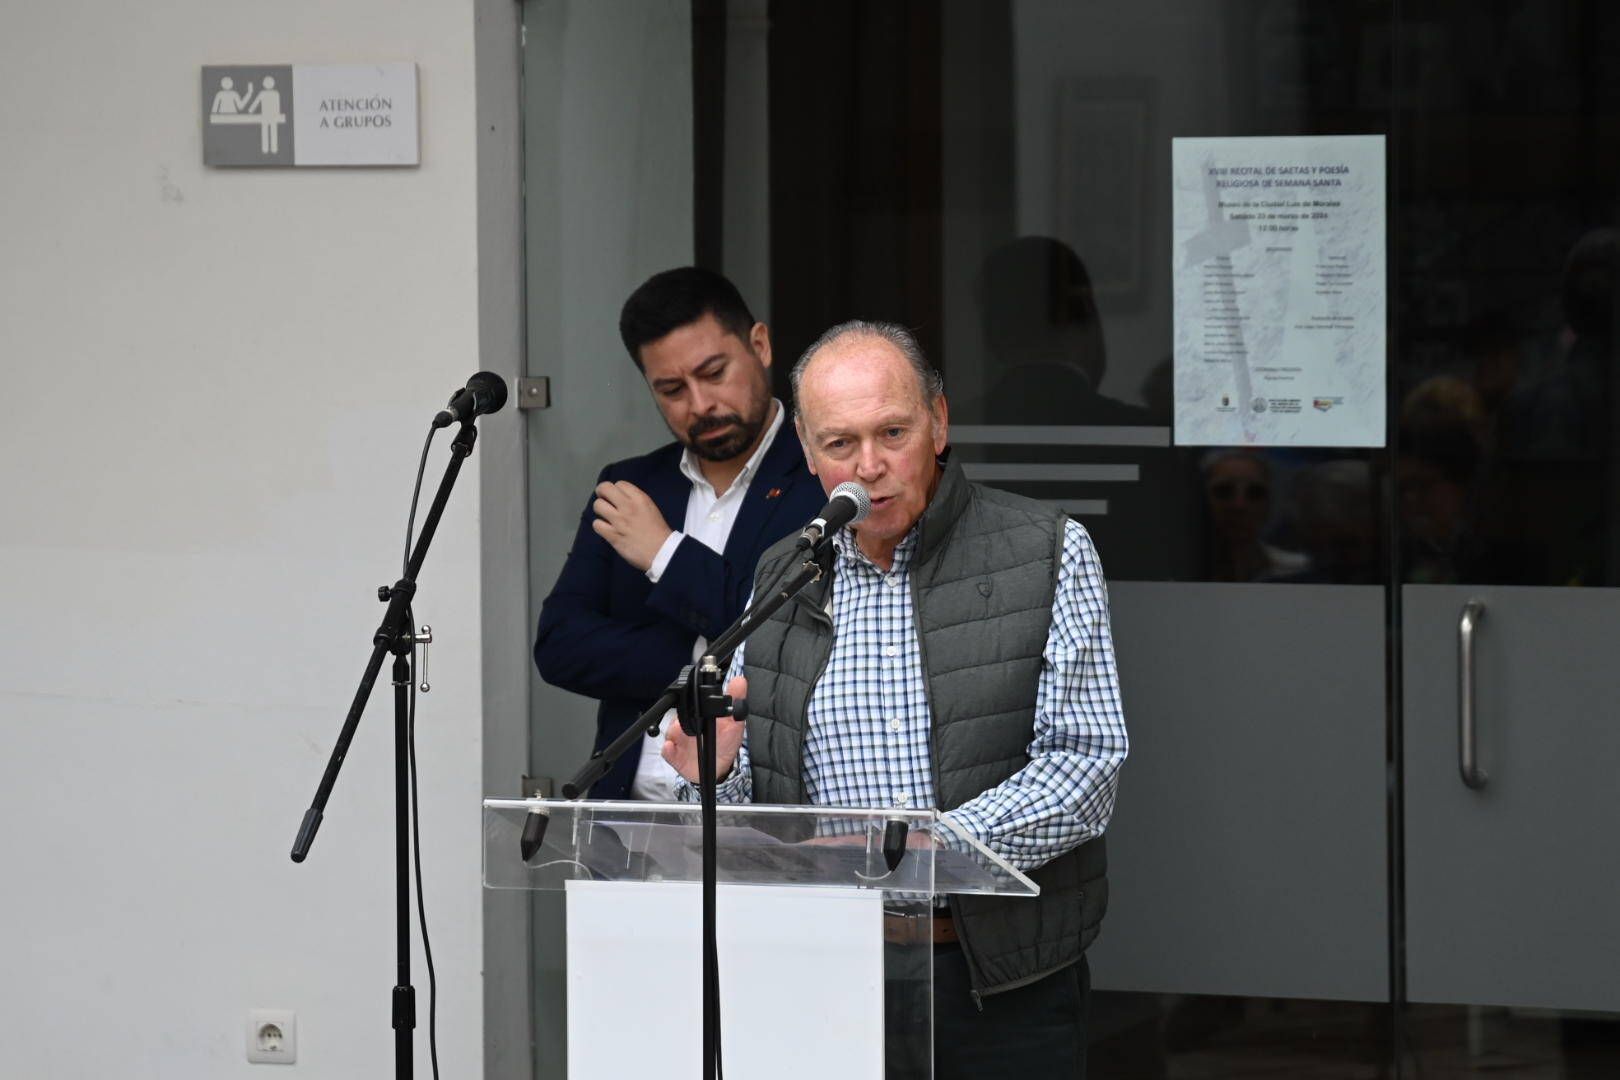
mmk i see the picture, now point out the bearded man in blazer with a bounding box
[533,267,825,799]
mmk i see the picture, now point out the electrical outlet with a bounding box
[246,1009,297,1065]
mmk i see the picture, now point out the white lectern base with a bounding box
[566,881,884,1080]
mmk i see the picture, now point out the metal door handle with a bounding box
[1458,599,1488,789]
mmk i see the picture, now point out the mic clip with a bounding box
[796,522,832,551]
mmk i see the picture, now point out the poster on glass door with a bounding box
[1171,135,1386,447]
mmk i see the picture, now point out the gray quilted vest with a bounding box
[742,459,1109,998]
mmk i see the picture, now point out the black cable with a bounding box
[408,627,441,1080]
[690,724,720,1080]
[710,902,724,1080]
[690,544,833,1076]
[401,428,439,1078]
[688,549,820,1080]
[404,428,437,577]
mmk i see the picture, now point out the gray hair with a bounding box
[790,319,944,423]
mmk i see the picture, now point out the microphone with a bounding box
[882,819,909,872]
[519,806,549,863]
[433,372,509,428]
[798,482,872,548]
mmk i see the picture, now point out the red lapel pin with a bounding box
[765,487,782,500]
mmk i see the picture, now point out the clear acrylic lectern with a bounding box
[483,798,1037,1079]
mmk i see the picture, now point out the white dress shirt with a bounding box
[629,400,787,800]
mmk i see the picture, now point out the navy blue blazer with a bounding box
[533,419,825,798]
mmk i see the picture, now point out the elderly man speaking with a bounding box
[665,320,1128,1078]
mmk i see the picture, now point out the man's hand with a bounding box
[663,676,748,783]
[591,480,673,573]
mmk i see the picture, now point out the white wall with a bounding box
[0,3,488,1076]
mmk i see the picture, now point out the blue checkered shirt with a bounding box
[679,516,1128,872]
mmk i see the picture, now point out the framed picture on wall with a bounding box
[1055,78,1153,310]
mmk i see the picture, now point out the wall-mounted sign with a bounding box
[201,63,419,167]
[1171,135,1386,447]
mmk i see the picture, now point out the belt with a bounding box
[883,910,957,946]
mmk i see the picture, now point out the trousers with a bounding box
[886,940,1089,1079]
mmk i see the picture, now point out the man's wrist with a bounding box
[676,761,746,802]
[940,804,991,848]
[645,531,685,582]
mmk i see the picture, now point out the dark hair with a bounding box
[618,267,756,368]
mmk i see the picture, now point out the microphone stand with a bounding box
[289,418,481,1080]
[554,542,832,1080]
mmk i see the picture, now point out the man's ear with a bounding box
[751,322,773,370]
[931,394,950,456]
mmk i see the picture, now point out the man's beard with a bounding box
[685,408,767,462]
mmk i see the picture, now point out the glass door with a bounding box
[518,2,1620,1075]
[1393,1,1620,1073]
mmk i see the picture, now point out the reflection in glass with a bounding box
[1091,992,1389,1079]
[701,1,1620,1076]
[970,236,1157,427]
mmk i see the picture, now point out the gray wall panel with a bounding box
[477,0,531,1073]
[1089,582,1389,1002]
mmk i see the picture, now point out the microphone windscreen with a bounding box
[468,371,509,415]
[830,481,872,524]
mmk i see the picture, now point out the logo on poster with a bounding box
[1251,397,1268,413]
[1313,397,1342,412]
